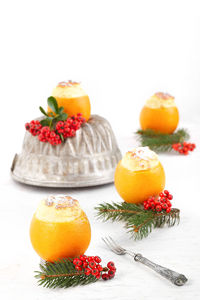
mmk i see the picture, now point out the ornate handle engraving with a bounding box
[134,253,188,286]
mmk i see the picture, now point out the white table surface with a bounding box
[1,123,200,300]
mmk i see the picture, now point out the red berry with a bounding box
[162,203,168,210]
[75,265,82,272]
[155,205,162,212]
[144,204,150,210]
[159,198,165,204]
[166,207,171,213]
[94,256,101,263]
[25,123,30,130]
[108,273,115,279]
[164,190,169,196]
[107,262,115,270]
[89,261,96,269]
[172,144,178,151]
[102,274,109,280]
[92,268,99,276]
[70,129,75,136]
[50,131,56,138]
[73,258,78,265]
[74,259,82,266]
[108,270,116,276]
[79,255,87,261]
[96,273,101,279]
[82,262,88,268]
[159,192,164,197]
[154,200,160,206]
[166,200,172,207]
[87,256,95,262]
[189,145,194,151]
[167,194,173,200]
[97,265,103,272]
[147,199,152,204]
[85,268,91,276]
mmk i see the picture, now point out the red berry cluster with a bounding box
[143,190,173,213]
[55,113,85,138]
[25,114,86,146]
[172,142,196,155]
[25,120,42,136]
[102,261,116,280]
[73,255,116,280]
[38,126,61,145]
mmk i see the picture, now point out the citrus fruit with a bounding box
[48,81,91,121]
[140,92,179,134]
[114,147,165,203]
[30,195,91,262]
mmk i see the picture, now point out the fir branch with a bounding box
[35,258,97,289]
[135,128,189,152]
[95,202,180,240]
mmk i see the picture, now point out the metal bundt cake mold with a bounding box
[11,115,122,187]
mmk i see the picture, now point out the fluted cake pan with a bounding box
[11,115,122,187]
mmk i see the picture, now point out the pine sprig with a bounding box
[35,258,97,289]
[95,202,180,240]
[136,128,189,152]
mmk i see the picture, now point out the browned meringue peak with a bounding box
[36,195,82,223]
[145,92,176,109]
[121,147,159,171]
[52,81,87,98]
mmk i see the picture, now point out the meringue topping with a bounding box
[52,81,87,98]
[35,195,82,223]
[121,147,159,171]
[145,92,176,109]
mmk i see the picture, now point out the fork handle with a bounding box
[134,253,187,286]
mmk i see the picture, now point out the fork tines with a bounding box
[102,236,126,255]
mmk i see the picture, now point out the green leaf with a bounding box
[39,106,48,116]
[59,133,64,142]
[56,113,68,121]
[40,119,50,126]
[58,106,64,114]
[47,97,59,114]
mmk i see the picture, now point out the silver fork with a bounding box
[102,236,188,286]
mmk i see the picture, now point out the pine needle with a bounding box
[95,202,180,240]
[136,128,189,152]
[35,258,97,289]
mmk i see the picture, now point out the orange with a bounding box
[140,106,179,134]
[48,81,91,121]
[114,148,165,203]
[30,196,91,262]
[48,95,91,121]
[140,92,179,134]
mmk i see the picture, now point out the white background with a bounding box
[0,0,200,299]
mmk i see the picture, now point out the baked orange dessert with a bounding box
[114,147,165,204]
[48,81,91,121]
[140,92,179,134]
[30,195,91,262]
